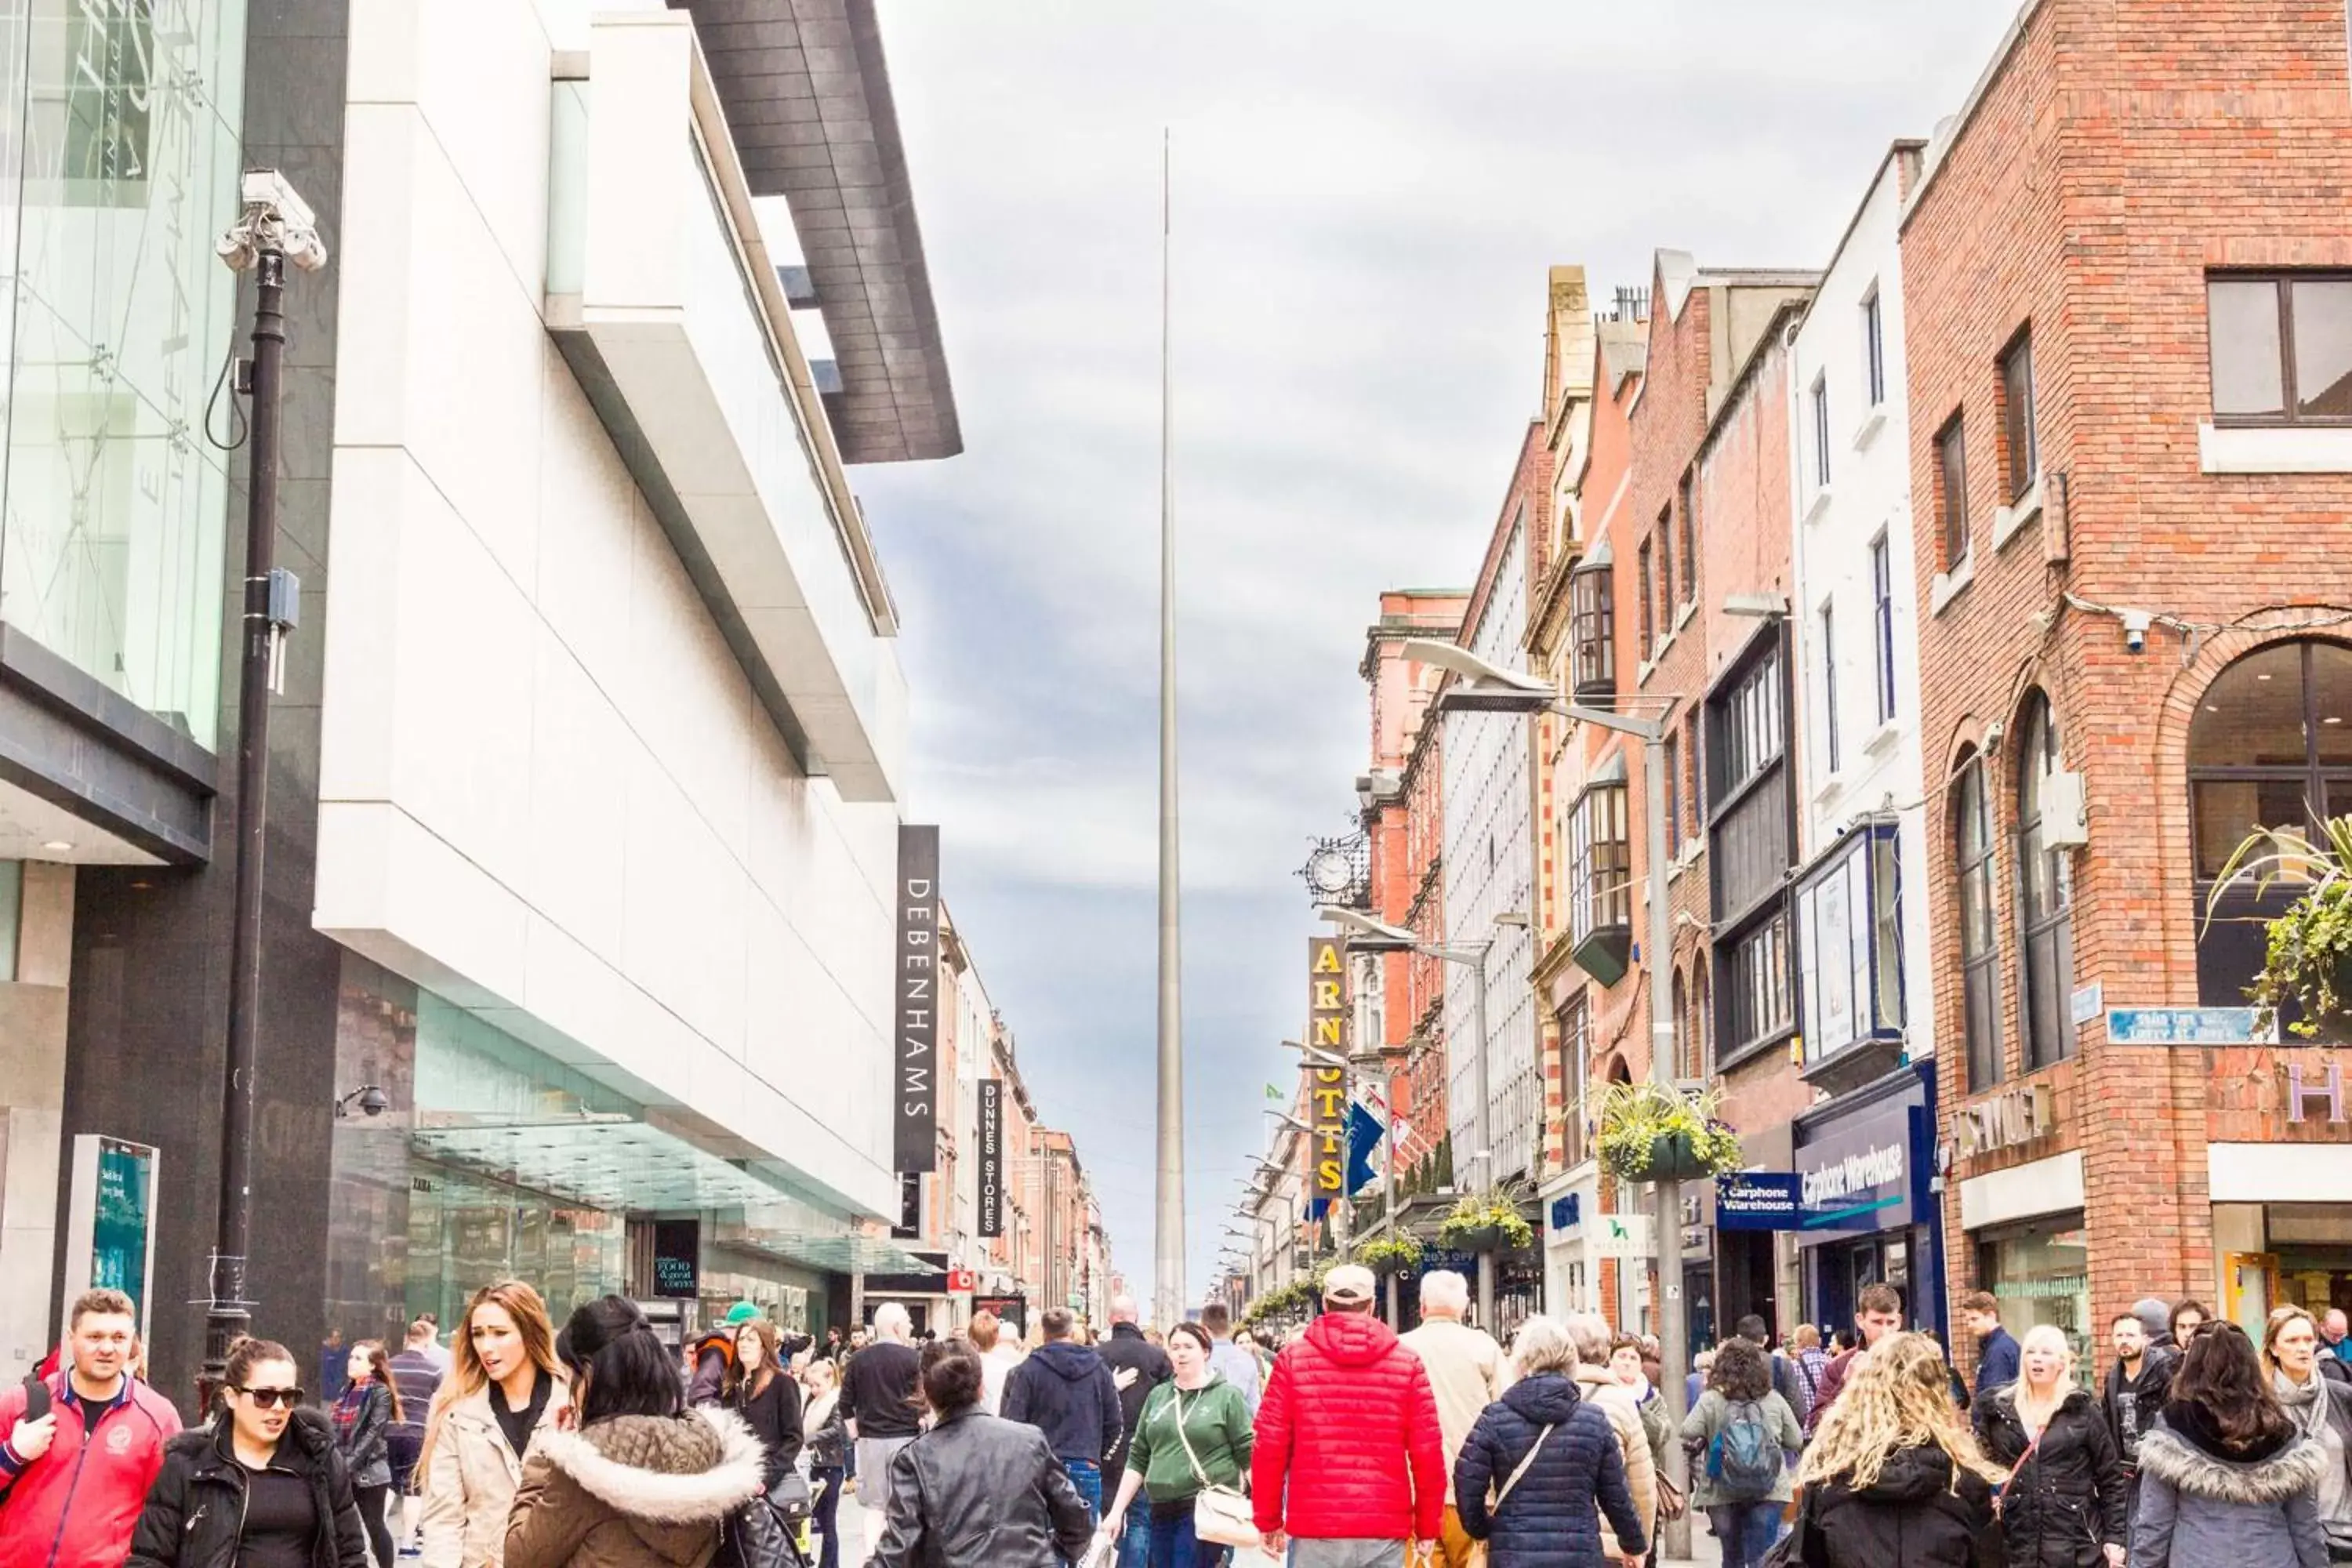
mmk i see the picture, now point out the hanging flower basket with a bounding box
[1435,1192,1534,1254]
[1595,1081,1744,1182]
[1356,1235,1425,1277]
[2205,817,2352,1039]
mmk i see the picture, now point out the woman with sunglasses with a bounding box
[127,1336,369,1568]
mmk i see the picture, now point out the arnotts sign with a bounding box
[895,826,941,1172]
[1308,936,1348,1198]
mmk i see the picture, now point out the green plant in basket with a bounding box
[1435,1190,1534,1251]
[1595,1080,1744,1181]
[1356,1234,1425,1275]
[2205,815,2352,1039]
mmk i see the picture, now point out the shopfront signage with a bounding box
[2286,1061,2347,1123]
[1951,1083,2055,1158]
[2105,1006,2275,1045]
[978,1080,1004,1237]
[895,826,942,1172]
[1715,1172,1805,1230]
[1588,1214,1653,1258]
[1549,1192,1582,1234]
[1307,937,1348,1198]
[652,1218,700,1299]
[947,1269,978,1294]
[1792,1075,1926,1246]
[893,1171,922,1239]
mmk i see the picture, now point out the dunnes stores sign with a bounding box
[977,1080,1004,1238]
[895,826,941,1173]
[1308,936,1348,1199]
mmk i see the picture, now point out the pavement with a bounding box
[830,1485,1726,1566]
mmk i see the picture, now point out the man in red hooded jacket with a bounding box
[1251,1264,1445,1565]
[0,1289,181,1568]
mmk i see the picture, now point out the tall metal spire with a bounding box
[1152,128,1186,1327]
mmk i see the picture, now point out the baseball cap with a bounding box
[1323,1265,1377,1307]
[724,1301,762,1326]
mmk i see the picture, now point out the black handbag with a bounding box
[767,1472,813,1524]
[1759,1486,1825,1568]
[712,1494,807,1568]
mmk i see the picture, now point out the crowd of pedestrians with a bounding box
[13,1276,2352,1568]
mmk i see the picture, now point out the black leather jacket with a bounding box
[870,1408,1094,1568]
[128,1408,368,1568]
[1972,1385,2129,1567]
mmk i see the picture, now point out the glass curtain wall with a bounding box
[0,0,245,745]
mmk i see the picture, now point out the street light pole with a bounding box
[204,171,326,1410]
[1468,946,1494,1328]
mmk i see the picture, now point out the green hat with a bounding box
[724,1301,761,1326]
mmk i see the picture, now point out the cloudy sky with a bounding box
[855,2,2021,1308]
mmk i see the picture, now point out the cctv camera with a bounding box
[2121,610,2152,655]
[358,1085,390,1118]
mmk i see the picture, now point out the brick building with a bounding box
[1906,0,2352,1373]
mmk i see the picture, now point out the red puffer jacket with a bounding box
[1250,1312,1445,1543]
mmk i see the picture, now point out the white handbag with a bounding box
[1170,1385,1261,1550]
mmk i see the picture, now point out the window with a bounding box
[1862,287,1886,408]
[2015,694,2076,1069]
[1692,966,1711,1076]
[2208,274,2352,423]
[2000,329,2038,503]
[1818,602,1841,775]
[1656,507,1675,628]
[1956,751,2002,1089]
[1721,912,1792,1054]
[1810,375,1832,489]
[1710,645,1785,807]
[1684,714,1702,840]
[1570,565,1615,701]
[2189,640,2352,1006]
[1671,969,1693,1080]
[1675,471,1697,604]
[1794,823,1906,1064]
[1559,993,1590,1168]
[1935,412,1969,569]
[1663,731,1682,860]
[1568,783,1632,946]
[1871,534,1896,725]
[1636,539,1656,659]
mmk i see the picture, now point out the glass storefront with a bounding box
[1979,1214,2092,1387]
[0,0,247,745]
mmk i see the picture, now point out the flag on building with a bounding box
[1265,1083,1285,1105]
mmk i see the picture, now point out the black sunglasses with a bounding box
[236,1385,304,1409]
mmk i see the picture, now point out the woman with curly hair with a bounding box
[1797,1332,2007,1567]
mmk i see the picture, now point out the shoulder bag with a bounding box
[1759,1485,1825,1568]
[1492,1424,1555,1510]
[1170,1385,1259,1549]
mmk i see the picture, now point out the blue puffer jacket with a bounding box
[1454,1374,1649,1568]
[1001,1339,1123,1465]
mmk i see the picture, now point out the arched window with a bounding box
[2014,694,2076,1068]
[1692,964,1711,1078]
[1671,968,1691,1080]
[1955,749,2002,1088]
[2190,640,2352,1004]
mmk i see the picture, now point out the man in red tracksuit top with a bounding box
[0,1288,182,1568]
[1251,1264,1445,1567]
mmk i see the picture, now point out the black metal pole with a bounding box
[201,245,285,1409]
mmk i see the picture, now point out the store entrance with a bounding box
[2269,1205,2352,1318]
[1810,1231,1915,1336]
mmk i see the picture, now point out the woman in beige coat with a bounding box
[417,1281,571,1568]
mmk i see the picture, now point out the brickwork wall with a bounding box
[1904,0,2352,1372]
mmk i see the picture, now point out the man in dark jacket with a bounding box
[1958,1291,2020,1397]
[1001,1307,1122,1523]
[1093,1295,1170,1568]
[2103,1308,2176,1547]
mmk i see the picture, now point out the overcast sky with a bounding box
[855,2,2022,1310]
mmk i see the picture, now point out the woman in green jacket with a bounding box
[1097,1323,1254,1568]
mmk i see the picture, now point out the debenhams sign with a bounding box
[895,826,941,1173]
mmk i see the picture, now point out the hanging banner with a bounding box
[1308,936,1348,1198]
[978,1080,1004,1237]
[895,825,940,1171]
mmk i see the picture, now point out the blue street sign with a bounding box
[2104,1007,2274,1045]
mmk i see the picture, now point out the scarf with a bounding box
[801,1390,838,1443]
[332,1384,370,1445]
[2274,1371,2352,1542]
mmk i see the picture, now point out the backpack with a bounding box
[1708,1397,1784,1500]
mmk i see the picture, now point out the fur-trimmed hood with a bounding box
[514,1406,766,1567]
[2136,1421,2325,1506]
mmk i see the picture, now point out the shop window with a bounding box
[1795,823,1906,1065]
[1675,470,1697,604]
[2208,274,2352,423]
[2000,328,2038,503]
[2015,693,2076,1069]
[1569,779,1632,984]
[1936,412,1969,570]
[1977,1219,2092,1387]
[1570,564,1615,702]
[2190,639,2352,1006]
[1955,751,2002,1089]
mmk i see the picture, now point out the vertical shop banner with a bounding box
[1308,936,1348,1198]
[61,1136,158,1338]
[896,826,941,1171]
[651,1218,701,1299]
[978,1080,1004,1237]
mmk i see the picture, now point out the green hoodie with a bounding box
[1123,1374,1254,1505]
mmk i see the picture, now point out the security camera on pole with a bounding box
[201,170,327,1410]
[1393,635,1694,1559]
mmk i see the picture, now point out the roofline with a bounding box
[1697,294,1815,466]
[1900,0,2049,234]
[1793,140,1929,338]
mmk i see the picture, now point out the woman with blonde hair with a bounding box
[416,1282,568,1568]
[1795,1332,2005,1566]
[1972,1323,2128,1567]
[2261,1305,2352,1559]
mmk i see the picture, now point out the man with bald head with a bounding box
[1094,1294,1171,1568]
[1400,1271,1506,1568]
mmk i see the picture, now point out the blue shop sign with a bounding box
[1550,1192,1582,1234]
[1715,1172,1804,1231]
[1791,1073,1930,1248]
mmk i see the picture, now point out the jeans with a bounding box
[1116,1509,1152,1568]
[810,1465,844,1568]
[1708,1501,1785,1568]
[1146,1512,1225,1568]
[1064,1458,1103,1523]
